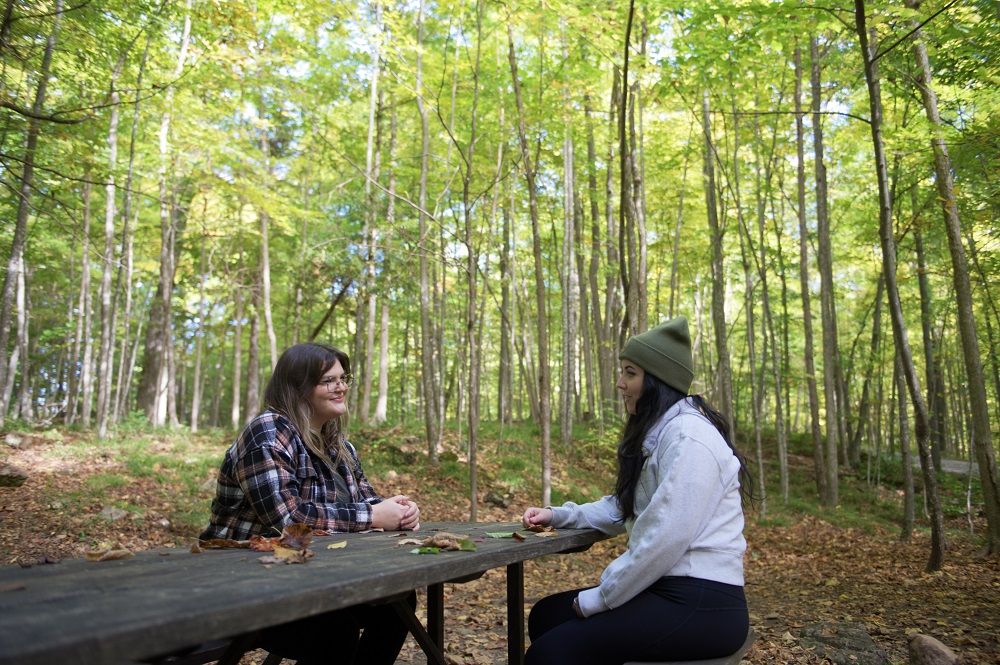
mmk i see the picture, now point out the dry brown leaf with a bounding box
[534,530,558,537]
[85,544,133,561]
[524,524,555,533]
[259,548,315,565]
[198,538,252,549]
[278,523,314,550]
[422,532,469,550]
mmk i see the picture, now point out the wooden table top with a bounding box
[0,521,610,665]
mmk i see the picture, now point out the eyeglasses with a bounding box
[319,374,354,392]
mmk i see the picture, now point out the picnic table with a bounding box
[0,521,611,665]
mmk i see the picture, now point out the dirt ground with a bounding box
[2,437,999,664]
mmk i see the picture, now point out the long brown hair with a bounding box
[263,342,353,468]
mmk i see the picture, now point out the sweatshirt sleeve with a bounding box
[549,494,628,536]
[576,434,730,617]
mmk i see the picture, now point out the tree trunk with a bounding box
[498,184,514,425]
[13,260,31,421]
[606,68,624,402]
[905,0,1000,554]
[416,0,440,464]
[374,103,397,425]
[67,179,93,427]
[191,227,208,432]
[136,3,191,425]
[849,276,885,466]
[896,350,915,543]
[0,0,62,425]
[751,103,788,504]
[702,90,734,429]
[811,36,841,502]
[855,0,946,570]
[795,43,827,500]
[95,72,121,437]
[560,25,577,448]
[914,201,947,468]
[670,122,693,320]
[230,249,244,430]
[243,291,260,425]
[618,3,639,340]
[508,22,552,505]
[113,38,149,424]
[461,0,484,521]
[584,92,613,426]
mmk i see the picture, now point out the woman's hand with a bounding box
[372,495,420,531]
[521,507,552,529]
[399,497,420,532]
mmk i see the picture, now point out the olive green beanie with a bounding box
[619,316,694,394]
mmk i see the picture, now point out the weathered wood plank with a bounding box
[0,522,609,665]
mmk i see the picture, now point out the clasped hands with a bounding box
[372,495,420,531]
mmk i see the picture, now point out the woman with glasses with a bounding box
[201,341,419,665]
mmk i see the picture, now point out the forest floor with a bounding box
[1,429,999,664]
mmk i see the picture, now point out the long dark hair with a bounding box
[613,373,754,521]
[263,342,353,467]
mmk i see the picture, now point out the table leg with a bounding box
[391,598,448,665]
[428,582,445,649]
[507,562,525,665]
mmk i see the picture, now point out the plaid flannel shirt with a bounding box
[200,410,383,540]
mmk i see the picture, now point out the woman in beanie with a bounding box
[521,316,754,665]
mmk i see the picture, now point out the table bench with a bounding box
[0,521,610,665]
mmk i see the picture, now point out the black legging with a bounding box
[525,577,748,665]
[258,590,415,665]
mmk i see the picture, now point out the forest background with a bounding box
[1,0,1000,639]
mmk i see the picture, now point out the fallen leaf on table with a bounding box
[423,532,470,550]
[278,523,314,550]
[259,549,315,565]
[397,538,424,546]
[513,532,526,542]
[524,524,556,533]
[327,541,347,549]
[198,538,252,549]
[534,531,558,537]
[85,543,134,561]
[409,532,477,553]
[256,523,316,564]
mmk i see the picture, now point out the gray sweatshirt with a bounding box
[550,399,746,617]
